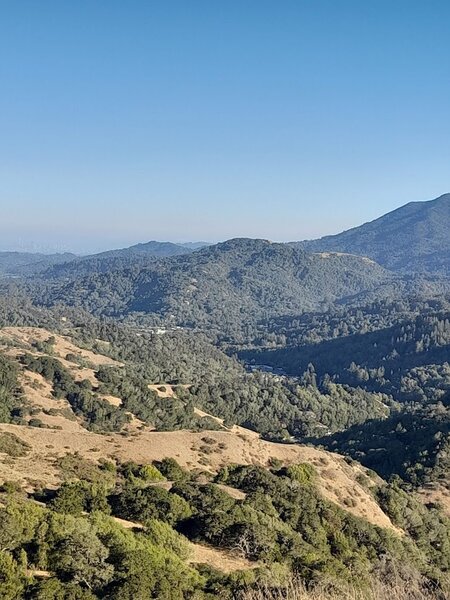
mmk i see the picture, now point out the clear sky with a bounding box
[1,1,449,253]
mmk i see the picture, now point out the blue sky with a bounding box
[1,1,449,253]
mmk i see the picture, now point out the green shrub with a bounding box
[285,463,317,485]
[144,518,191,560]
[0,432,30,457]
[154,458,189,482]
[113,484,192,525]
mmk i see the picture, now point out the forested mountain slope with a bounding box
[0,284,449,596]
[298,194,450,275]
[242,309,450,404]
[35,238,394,339]
[241,301,450,490]
[316,404,450,486]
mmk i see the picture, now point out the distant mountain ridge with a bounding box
[4,194,449,278]
[5,241,210,278]
[296,194,450,275]
[0,251,77,276]
[86,240,210,260]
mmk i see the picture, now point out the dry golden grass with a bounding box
[0,421,397,531]
[216,483,247,500]
[418,483,450,517]
[20,370,84,432]
[0,327,122,367]
[100,394,123,407]
[189,541,257,573]
[148,383,177,398]
[240,576,448,600]
[1,326,121,387]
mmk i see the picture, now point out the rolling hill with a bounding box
[36,238,394,338]
[297,193,450,275]
[0,325,392,528]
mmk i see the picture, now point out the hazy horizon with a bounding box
[1,191,448,255]
[1,2,449,253]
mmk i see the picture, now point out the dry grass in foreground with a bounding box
[240,576,449,600]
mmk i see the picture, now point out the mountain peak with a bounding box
[300,195,450,275]
[215,237,273,250]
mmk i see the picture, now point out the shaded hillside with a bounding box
[316,404,450,486]
[242,311,450,404]
[246,296,450,349]
[298,194,450,275]
[242,305,450,489]
[36,238,394,339]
